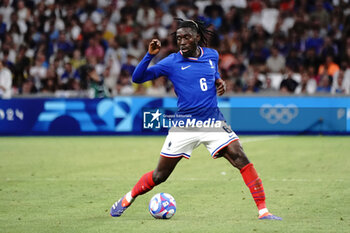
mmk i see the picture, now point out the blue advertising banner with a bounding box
[0,97,349,135]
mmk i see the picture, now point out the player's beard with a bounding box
[180,44,198,58]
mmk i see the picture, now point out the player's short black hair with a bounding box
[173,18,214,46]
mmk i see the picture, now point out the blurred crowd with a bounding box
[0,0,350,99]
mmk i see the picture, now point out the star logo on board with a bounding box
[143,109,163,129]
[150,109,162,122]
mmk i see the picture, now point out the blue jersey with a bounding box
[132,47,224,121]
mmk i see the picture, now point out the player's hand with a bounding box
[148,39,161,55]
[215,78,226,96]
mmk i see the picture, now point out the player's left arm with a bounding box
[214,50,226,96]
[215,78,226,96]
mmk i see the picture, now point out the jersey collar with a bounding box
[179,47,204,60]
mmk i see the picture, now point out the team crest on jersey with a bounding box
[209,59,215,69]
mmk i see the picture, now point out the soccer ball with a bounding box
[149,193,176,219]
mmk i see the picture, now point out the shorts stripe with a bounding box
[160,152,191,159]
[211,137,239,157]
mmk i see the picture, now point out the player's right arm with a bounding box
[148,39,161,55]
[132,39,165,83]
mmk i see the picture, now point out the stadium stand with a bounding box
[0,0,350,98]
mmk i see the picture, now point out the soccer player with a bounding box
[110,19,282,220]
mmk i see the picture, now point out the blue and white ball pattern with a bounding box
[149,193,176,219]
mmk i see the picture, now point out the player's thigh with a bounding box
[221,140,250,169]
[160,128,201,159]
[202,122,239,158]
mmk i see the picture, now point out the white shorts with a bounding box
[160,122,239,159]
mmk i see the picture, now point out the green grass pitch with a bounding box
[0,136,349,233]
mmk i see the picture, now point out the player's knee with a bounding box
[225,141,250,169]
[152,171,169,185]
[228,141,245,158]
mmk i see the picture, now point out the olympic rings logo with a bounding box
[259,104,299,124]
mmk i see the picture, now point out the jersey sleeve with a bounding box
[132,52,172,83]
[214,49,221,80]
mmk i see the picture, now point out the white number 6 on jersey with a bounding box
[199,78,208,91]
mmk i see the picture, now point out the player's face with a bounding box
[176,27,200,58]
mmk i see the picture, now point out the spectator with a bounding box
[146,77,167,96]
[305,27,324,55]
[242,69,263,93]
[70,49,86,70]
[261,3,279,34]
[191,5,208,29]
[22,78,36,95]
[103,38,122,94]
[115,70,134,96]
[9,10,27,35]
[219,38,238,71]
[16,1,31,22]
[310,0,330,28]
[55,31,74,56]
[85,35,105,63]
[127,36,145,60]
[86,55,105,78]
[12,45,30,93]
[280,67,299,93]
[52,57,65,81]
[142,18,168,41]
[60,62,80,90]
[266,46,286,73]
[316,74,332,93]
[101,17,116,41]
[260,76,277,94]
[1,38,16,64]
[86,65,109,98]
[204,1,224,30]
[0,0,13,26]
[8,22,23,47]
[249,39,270,67]
[1,49,15,73]
[344,65,350,94]
[287,30,302,53]
[0,14,7,42]
[69,17,82,41]
[29,53,48,91]
[303,48,321,71]
[227,64,244,93]
[320,36,338,58]
[318,55,340,77]
[286,49,302,72]
[224,6,243,33]
[295,71,317,94]
[0,60,12,98]
[121,54,136,77]
[42,64,58,94]
[331,69,350,94]
[136,2,156,28]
